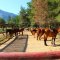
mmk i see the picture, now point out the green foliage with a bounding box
[7,16,20,28]
[0,18,5,24]
[0,18,5,27]
[55,14,60,22]
[19,7,31,28]
[48,0,60,23]
[20,0,60,28]
[32,22,39,28]
[7,16,14,25]
[6,0,60,28]
[13,15,20,27]
[27,1,35,27]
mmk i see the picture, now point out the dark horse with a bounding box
[6,28,24,38]
[18,28,24,35]
[44,27,60,46]
[6,29,14,38]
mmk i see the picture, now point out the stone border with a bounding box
[23,35,28,52]
[0,36,17,51]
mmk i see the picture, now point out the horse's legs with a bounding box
[37,35,38,40]
[16,32,18,36]
[22,31,23,35]
[39,34,41,40]
[15,32,17,36]
[19,32,20,35]
[52,37,56,46]
[6,32,8,38]
[44,39,47,46]
[51,38,53,45]
[53,38,56,46]
[34,33,35,38]
[39,36,41,40]
[44,35,48,46]
[33,32,35,38]
[32,34,35,38]
[6,33,7,38]
[39,33,43,40]
[37,34,39,40]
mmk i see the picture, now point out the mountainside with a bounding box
[0,10,16,20]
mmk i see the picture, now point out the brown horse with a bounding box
[37,28,45,40]
[44,27,60,46]
[30,28,37,38]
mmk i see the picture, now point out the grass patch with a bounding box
[0,34,10,45]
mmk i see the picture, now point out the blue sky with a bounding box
[0,0,31,14]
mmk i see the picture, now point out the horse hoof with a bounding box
[45,44,48,46]
[53,44,56,47]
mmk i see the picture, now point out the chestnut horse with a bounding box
[30,28,37,38]
[37,28,45,40]
[44,27,60,46]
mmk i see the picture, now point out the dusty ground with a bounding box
[24,30,60,52]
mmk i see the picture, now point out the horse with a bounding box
[18,28,24,35]
[6,29,14,38]
[6,28,24,38]
[43,27,60,46]
[37,28,45,40]
[30,28,37,38]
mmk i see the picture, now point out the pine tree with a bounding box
[48,0,60,27]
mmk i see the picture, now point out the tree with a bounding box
[7,16,14,24]
[7,16,15,28]
[48,0,60,18]
[19,7,31,28]
[12,15,20,28]
[48,0,60,28]
[32,0,48,26]
[27,2,35,27]
[31,0,60,27]
[0,17,6,31]
[0,17,5,27]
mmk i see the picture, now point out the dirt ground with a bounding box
[24,30,60,52]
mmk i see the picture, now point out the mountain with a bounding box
[0,10,17,20]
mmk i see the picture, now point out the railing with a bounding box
[0,51,60,60]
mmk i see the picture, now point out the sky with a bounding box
[0,0,31,14]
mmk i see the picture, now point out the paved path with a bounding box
[25,31,60,52]
[1,35,28,52]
